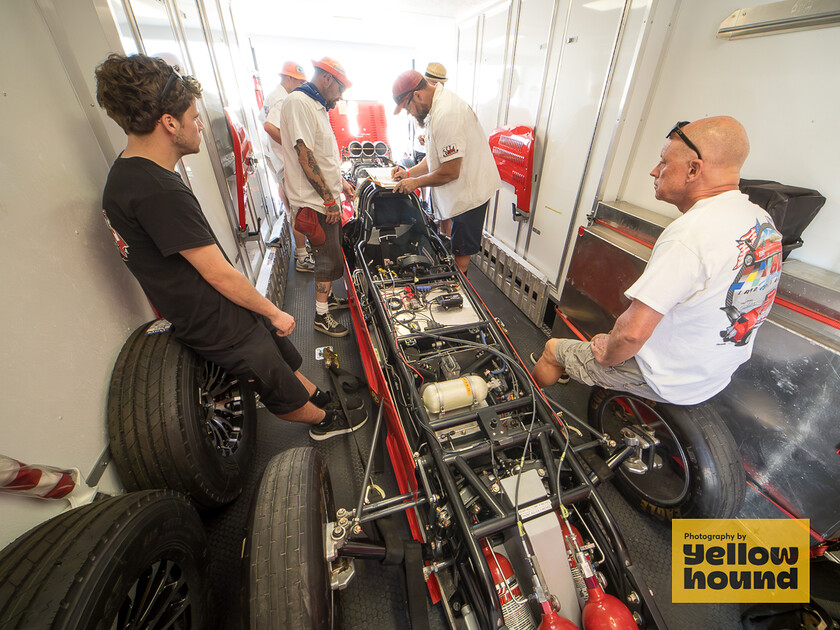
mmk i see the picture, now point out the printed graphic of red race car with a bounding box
[720,290,777,346]
[721,220,783,346]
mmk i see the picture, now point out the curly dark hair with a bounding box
[95,53,202,135]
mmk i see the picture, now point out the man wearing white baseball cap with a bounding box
[263,61,311,271]
[279,57,356,337]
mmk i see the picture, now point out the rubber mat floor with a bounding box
[201,251,780,630]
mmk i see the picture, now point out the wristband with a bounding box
[324,199,336,208]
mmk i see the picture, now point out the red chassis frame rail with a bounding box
[343,259,443,603]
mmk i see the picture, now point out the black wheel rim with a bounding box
[112,559,191,629]
[598,395,691,506]
[198,361,245,457]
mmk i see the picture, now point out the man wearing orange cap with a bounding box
[278,57,355,337]
[262,61,311,272]
[391,69,501,273]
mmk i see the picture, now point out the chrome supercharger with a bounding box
[327,179,667,630]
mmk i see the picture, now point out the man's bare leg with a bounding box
[455,254,470,274]
[532,339,569,388]
[276,401,325,425]
[315,280,330,307]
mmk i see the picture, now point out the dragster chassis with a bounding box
[330,178,667,630]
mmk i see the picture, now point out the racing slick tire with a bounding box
[0,490,210,629]
[589,388,745,520]
[107,319,257,509]
[245,447,340,630]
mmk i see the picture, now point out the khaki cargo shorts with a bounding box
[553,339,666,403]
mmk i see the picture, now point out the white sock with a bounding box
[295,248,308,259]
[315,300,329,315]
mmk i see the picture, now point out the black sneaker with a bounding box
[311,388,364,411]
[314,312,348,337]
[529,351,570,384]
[327,293,349,311]
[309,408,367,441]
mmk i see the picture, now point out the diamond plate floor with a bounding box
[202,256,786,630]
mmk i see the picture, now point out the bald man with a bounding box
[533,116,783,405]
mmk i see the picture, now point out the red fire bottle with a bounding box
[537,600,579,630]
[577,551,637,630]
[482,544,537,630]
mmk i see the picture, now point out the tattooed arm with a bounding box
[294,138,340,224]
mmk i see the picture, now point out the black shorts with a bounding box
[195,319,308,415]
[451,201,488,257]
[312,210,344,283]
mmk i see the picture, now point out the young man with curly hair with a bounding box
[95,53,365,440]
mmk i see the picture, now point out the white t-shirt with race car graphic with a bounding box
[625,190,782,404]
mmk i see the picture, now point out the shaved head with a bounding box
[651,116,750,213]
[684,116,749,172]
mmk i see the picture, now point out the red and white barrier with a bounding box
[0,454,96,507]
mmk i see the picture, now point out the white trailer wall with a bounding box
[0,0,146,548]
[0,0,264,550]
[458,0,840,292]
[610,1,840,275]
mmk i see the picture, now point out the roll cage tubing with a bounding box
[341,183,666,630]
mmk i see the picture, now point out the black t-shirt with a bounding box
[102,156,258,350]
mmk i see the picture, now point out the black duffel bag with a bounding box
[739,179,826,259]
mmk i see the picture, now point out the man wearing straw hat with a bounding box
[424,62,448,86]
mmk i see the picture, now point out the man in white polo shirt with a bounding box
[279,57,355,337]
[391,70,501,273]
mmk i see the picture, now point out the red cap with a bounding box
[392,70,424,114]
[280,61,306,81]
[312,57,351,89]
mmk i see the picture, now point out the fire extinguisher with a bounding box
[557,507,635,630]
[483,543,537,630]
[559,519,589,607]
[576,550,636,630]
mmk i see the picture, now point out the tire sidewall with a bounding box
[74,515,209,630]
[589,388,741,520]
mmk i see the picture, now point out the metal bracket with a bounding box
[619,425,662,475]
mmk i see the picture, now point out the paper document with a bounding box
[363,167,398,188]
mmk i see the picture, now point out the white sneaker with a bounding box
[295,254,315,272]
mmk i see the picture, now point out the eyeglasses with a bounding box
[335,76,347,96]
[667,121,702,160]
[160,67,184,103]
[394,89,417,111]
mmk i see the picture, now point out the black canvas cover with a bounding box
[739,179,825,259]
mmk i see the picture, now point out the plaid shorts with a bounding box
[312,211,344,283]
[553,338,666,402]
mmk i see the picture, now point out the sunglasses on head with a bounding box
[160,67,185,103]
[667,121,702,160]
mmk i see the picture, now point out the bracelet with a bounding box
[324,199,336,208]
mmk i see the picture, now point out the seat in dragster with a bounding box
[243,178,668,630]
